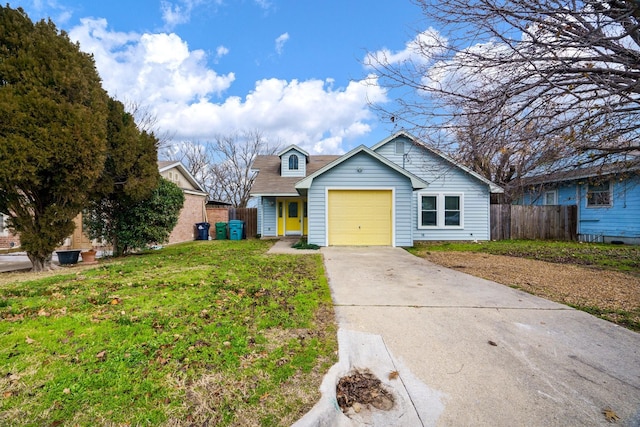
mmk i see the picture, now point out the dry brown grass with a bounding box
[421,251,640,327]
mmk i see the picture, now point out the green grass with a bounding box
[408,240,640,275]
[0,240,337,426]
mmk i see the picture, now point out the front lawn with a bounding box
[0,240,337,426]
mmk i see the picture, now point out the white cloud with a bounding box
[216,45,229,61]
[70,18,234,104]
[161,1,191,28]
[160,0,225,30]
[364,27,447,67]
[19,0,73,25]
[275,32,289,55]
[68,19,387,155]
[156,76,387,154]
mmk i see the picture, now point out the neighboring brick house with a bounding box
[0,162,209,250]
[158,161,209,244]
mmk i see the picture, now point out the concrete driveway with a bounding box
[321,246,640,427]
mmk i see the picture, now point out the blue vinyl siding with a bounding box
[374,136,492,241]
[281,149,306,178]
[259,197,277,236]
[306,152,414,246]
[579,177,640,238]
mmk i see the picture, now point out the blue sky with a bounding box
[8,0,428,155]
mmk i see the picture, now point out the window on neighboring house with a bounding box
[544,190,557,205]
[418,193,463,228]
[0,214,7,236]
[167,171,179,184]
[289,154,299,170]
[587,182,611,207]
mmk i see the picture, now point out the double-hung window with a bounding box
[418,193,463,228]
[587,182,611,207]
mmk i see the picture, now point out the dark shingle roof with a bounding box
[250,155,340,195]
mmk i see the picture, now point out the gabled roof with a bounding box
[277,144,309,158]
[158,160,207,194]
[372,130,504,193]
[295,145,429,192]
[250,154,340,196]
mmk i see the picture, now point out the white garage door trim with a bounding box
[325,187,396,246]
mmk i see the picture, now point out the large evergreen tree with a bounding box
[0,6,109,271]
[83,98,161,255]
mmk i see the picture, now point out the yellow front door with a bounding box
[285,199,302,235]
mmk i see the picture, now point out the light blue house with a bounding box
[515,164,640,244]
[250,131,503,246]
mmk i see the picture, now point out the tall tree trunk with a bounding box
[27,252,52,272]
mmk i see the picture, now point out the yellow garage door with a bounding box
[328,190,392,246]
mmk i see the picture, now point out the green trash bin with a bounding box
[229,220,244,241]
[215,222,227,240]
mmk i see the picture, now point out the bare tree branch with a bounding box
[367,0,640,198]
[176,130,281,207]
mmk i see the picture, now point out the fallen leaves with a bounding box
[96,350,107,361]
[603,407,620,423]
[388,370,399,380]
[25,336,36,344]
[336,369,395,413]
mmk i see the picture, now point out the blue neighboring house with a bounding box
[515,163,640,244]
[250,131,503,247]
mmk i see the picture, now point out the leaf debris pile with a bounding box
[336,369,394,414]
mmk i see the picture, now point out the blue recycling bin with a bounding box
[195,222,210,240]
[229,220,245,241]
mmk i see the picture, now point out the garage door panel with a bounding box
[328,190,392,246]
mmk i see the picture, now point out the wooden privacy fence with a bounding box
[228,207,258,238]
[491,205,577,241]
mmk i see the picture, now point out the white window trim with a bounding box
[289,154,299,170]
[544,190,558,205]
[586,181,612,208]
[417,192,464,229]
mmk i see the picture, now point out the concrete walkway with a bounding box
[295,246,640,426]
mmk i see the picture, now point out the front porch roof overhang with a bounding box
[251,192,303,198]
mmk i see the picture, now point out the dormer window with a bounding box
[289,154,299,170]
[278,145,308,177]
